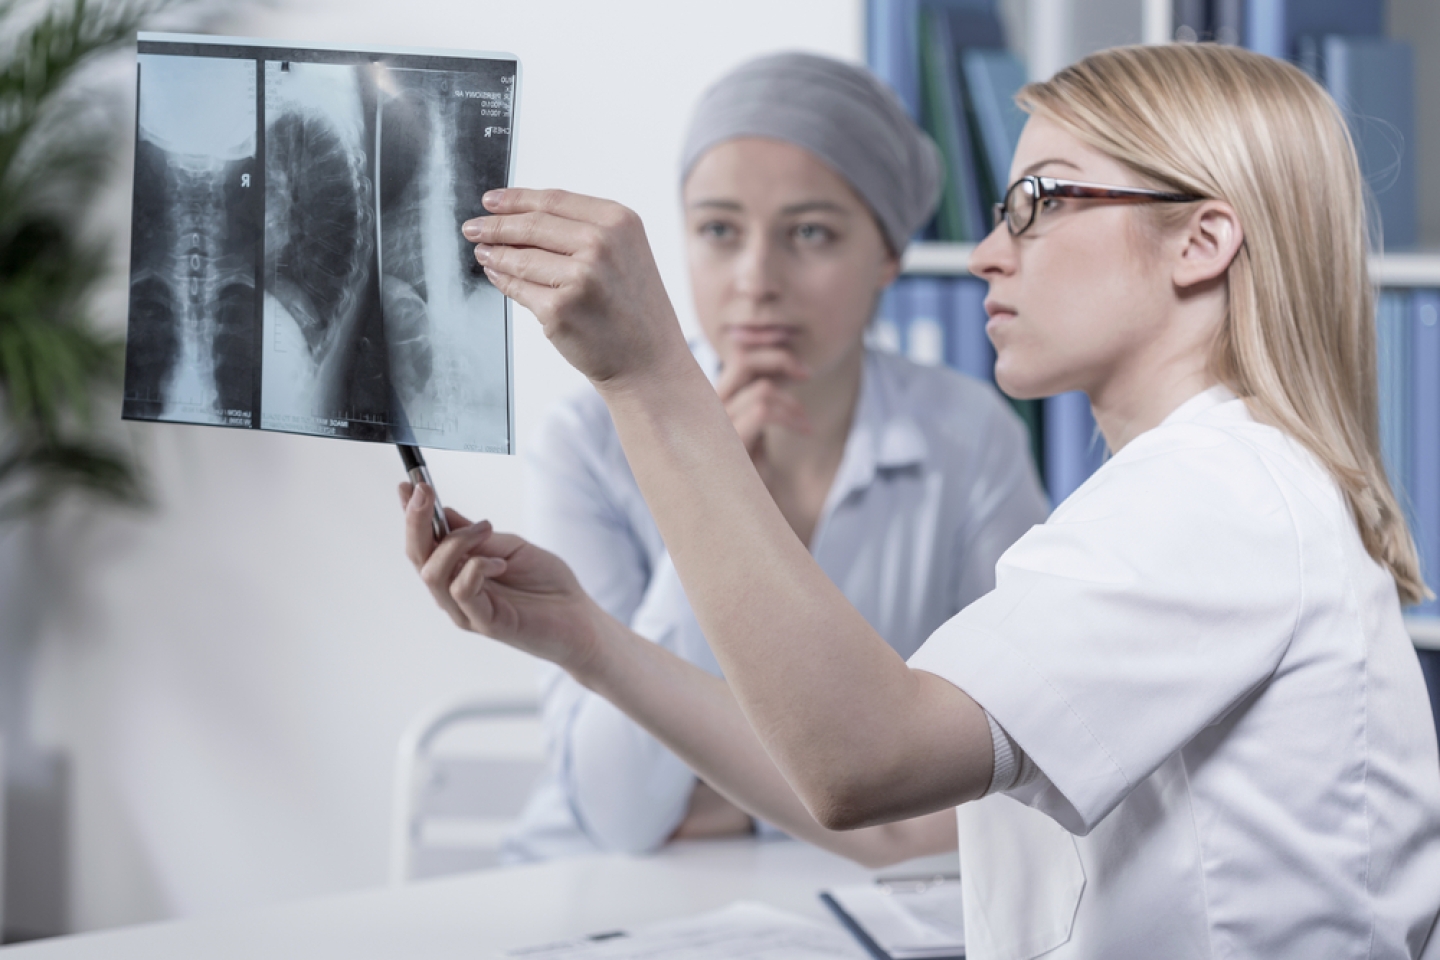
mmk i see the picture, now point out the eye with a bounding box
[696,220,738,242]
[1040,197,1064,214]
[793,222,836,244]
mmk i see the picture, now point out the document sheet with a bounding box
[124,33,517,453]
[822,880,965,959]
[501,901,868,959]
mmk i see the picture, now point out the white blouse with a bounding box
[911,386,1440,960]
[504,345,1050,861]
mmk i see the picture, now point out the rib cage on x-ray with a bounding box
[123,37,517,454]
[258,61,511,449]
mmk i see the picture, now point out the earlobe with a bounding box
[1175,201,1243,290]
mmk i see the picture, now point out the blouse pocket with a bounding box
[957,796,1086,960]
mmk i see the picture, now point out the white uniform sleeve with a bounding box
[910,424,1303,834]
[525,399,696,854]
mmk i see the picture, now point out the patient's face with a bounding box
[682,138,897,379]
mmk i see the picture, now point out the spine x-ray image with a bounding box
[123,36,518,454]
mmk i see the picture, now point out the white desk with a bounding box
[1,839,885,959]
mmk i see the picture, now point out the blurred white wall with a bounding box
[18,0,862,934]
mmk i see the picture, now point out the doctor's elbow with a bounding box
[802,774,889,833]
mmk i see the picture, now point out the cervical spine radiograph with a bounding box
[125,55,260,426]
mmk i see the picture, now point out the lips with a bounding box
[725,324,800,348]
[983,298,1016,320]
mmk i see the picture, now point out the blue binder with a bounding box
[1322,36,1418,251]
[1377,290,1412,504]
[946,278,993,382]
[905,276,948,367]
[960,49,1027,205]
[1410,291,1440,616]
[1245,0,1383,61]
[1043,391,1105,507]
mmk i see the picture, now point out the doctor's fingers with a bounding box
[449,554,510,634]
[473,243,577,291]
[417,522,498,629]
[401,483,473,566]
[481,187,635,229]
[464,210,605,258]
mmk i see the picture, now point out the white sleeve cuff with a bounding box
[984,709,1040,796]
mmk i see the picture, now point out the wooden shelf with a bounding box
[901,243,1440,287]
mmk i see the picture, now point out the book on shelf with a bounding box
[1043,391,1105,506]
[1377,291,1411,495]
[1245,0,1384,62]
[1316,36,1418,251]
[919,8,988,243]
[959,48,1027,208]
[1410,291,1440,619]
[904,277,949,367]
[868,0,923,120]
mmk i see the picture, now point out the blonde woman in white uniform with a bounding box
[405,44,1440,957]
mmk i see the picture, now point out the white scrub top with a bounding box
[910,386,1440,960]
[504,345,1050,860]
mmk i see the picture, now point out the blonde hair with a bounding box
[1019,43,1429,605]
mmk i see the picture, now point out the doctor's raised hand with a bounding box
[463,189,692,391]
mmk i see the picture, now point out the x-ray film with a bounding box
[123,35,518,454]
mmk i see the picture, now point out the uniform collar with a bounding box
[1158,383,1240,427]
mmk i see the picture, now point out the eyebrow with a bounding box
[686,199,853,217]
[1019,157,1084,177]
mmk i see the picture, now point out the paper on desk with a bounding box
[824,881,964,959]
[501,901,868,959]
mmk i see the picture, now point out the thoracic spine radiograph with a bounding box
[125,140,257,425]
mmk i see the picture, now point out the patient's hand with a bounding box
[716,347,811,464]
[400,482,604,673]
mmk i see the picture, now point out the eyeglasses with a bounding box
[993,176,1204,237]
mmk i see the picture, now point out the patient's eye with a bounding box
[698,220,739,243]
[793,222,836,245]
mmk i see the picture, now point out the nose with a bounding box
[734,231,784,302]
[968,220,1015,282]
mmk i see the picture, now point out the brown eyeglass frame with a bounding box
[993,176,1204,237]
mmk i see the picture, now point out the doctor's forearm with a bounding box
[574,573,970,856]
[590,370,994,826]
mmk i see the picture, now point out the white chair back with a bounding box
[390,694,545,884]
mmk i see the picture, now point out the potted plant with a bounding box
[0,0,174,522]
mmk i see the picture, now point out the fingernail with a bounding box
[462,219,483,240]
[483,189,505,209]
[473,244,492,264]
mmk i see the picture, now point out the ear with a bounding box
[1173,200,1244,290]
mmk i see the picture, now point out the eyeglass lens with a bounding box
[1001,178,1038,235]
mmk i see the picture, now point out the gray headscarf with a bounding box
[680,51,943,255]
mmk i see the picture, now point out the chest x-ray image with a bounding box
[123,35,518,454]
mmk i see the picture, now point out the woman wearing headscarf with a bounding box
[502,52,1048,861]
